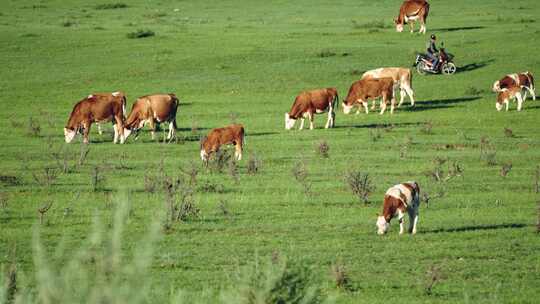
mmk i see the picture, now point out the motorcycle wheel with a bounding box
[442,62,456,75]
[416,62,428,75]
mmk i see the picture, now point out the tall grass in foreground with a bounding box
[1,192,333,304]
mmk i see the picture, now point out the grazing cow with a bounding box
[200,124,245,162]
[64,92,126,144]
[285,88,338,130]
[123,93,179,141]
[394,0,430,34]
[362,67,415,107]
[376,181,420,235]
[342,78,396,115]
[492,72,535,101]
[496,86,524,111]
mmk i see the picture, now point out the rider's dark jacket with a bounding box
[426,40,438,55]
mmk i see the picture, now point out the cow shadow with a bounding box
[424,223,527,234]
[403,96,481,112]
[431,26,485,32]
[333,121,423,129]
[457,59,494,73]
[248,131,278,137]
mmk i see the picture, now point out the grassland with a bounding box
[1,0,540,303]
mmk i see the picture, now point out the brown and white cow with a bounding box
[123,93,179,141]
[394,0,430,34]
[496,86,524,111]
[200,124,245,162]
[342,78,396,115]
[64,91,126,144]
[285,88,338,130]
[492,72,535,101]
[376,181,420,235]
[362,67,415,107]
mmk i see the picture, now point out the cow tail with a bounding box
[170,94,179,129]
[423,2,430,21]
[334,92,339,110]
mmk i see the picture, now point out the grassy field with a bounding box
[1,0,540,303]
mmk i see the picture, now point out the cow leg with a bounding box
[516,92,524,111]
[370,99,376,110]
[117,116,125,144]
[166,121,176,140]
[397,209,405,234]
[308,112,314,130]
[235,143,243,161]
[82,121,91,144]
[325,109,332,129]
[363,101,369,114]
[97,123,103,135]
[390,97,396,115]
[409,208,419,234]
[409,21,414,33]
[398,88,406,107]
[149,120,156,140]
[299,117,305,130]
[331,111,336,128]
[379,97,387,115]
[404,84,415,106]
[505,99,510,111]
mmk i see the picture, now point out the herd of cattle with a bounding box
[62,0,536,235]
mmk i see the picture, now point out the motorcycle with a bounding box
[414,46,456,75]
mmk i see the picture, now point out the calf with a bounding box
[394,0,430,34]
[376,182,420,235]
[123,93,179,141]
[496,85,524,111]
[492,72,535,101]
[362,67,414,107]
[64,92,126,144]
[285,88,338,130]
[200,124,245,162]
[342,78,396,115]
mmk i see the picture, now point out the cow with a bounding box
[496,85,524,111]
[362,67,415,107]
[492,72,535,101]
[285,88,338,130]
[342,78,396,115]
[64,91,126,144]
[394,0,430,34]
[200,124,245,162]
[376,181,420,235]
[123,93,179,141]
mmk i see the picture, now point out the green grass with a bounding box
[1,0,540,303]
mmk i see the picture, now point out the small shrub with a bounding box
[500,162,512,177]
[224,256,325,304]
[198,181,225,193]
[464,85,485,96]
[292,160,311,195]
[425,157,463,182]
[345,170,374,205]
[91,165,105,192]
[94,3,128,9]
[420,121,433,135]
[62,20,76,27]
[247,153,261,175]
[32,167,59,187]
[144,172,159,193]
[26,117,41,137]
[217,200,231,219]
[78,143,90,165]
[504,127,514,138]
[331,261,353,291]
[179,163,199,186]
[208,149,233,173]
[369,128,382,142]
[316,140,330,158]
[4,263,17,303]
[479,136,497,166]
[534,166,540,193]
[37,201,53,225]
[228,158,239,184]
[425,265,445,295]
[0,175,21,186]
[127,29,155,39]
[0,192,8,209]
[352,19,390,30]
[317,49,336,58]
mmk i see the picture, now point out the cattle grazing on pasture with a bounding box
[492,72,535,101]
[342,78,396,115]
[200,124,245,162]
[496,86,524,111]
[394,0,430,34]
[376,181,420,235]
[285,88,338,130]
[64,92,126,144]
[123,93,179,141]
[86,92,127,135]
[362,67,415,107]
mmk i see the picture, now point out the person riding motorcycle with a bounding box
[426,34,439,70]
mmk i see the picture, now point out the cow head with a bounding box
[64,127,77,143]
[394,18,404,32]
[376,215,389,235]
[284,113,296,130]
[492,80,501,92]
[341,101,354,114]
[495,101,503,111]
[200,136,210,162]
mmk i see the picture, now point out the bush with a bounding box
[127,29,155,39]
[344,170,374,205]
[94,3,128,10]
